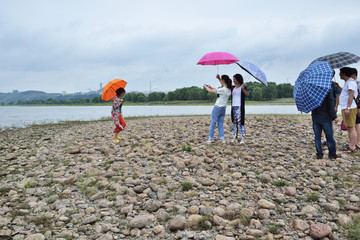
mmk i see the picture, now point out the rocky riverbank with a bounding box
[0,115,359,240]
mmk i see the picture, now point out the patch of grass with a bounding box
[157,169,164,176]
[345,214,360,240]
[45,178,54,187]
[338,199,346,206]
[24,178,39,189]
[103,160,114,169]
[181,181,193,191]
[335,183,345,189]
[267,223,281,234]
[85,187,98,197]
[65,209,78,216]
[0,186,12,195]
[131,174,138,180]
[239,213,252,226]
[198,215,212,230]
[182,145,192,152]
[272,180,286,187]
[256,117,263,122]
[107,191,117,201]
[218,181,228,188]
[131,143,138,148]
[33,215,52,226]
[306,193,319,202]
[159,178,167,185]
[46,198,56,204]
[78,178,98,197]
[166,207,179,215]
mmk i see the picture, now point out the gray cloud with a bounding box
[1,0,360,93]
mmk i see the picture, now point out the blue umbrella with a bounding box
[236,60,268,87]
[293,61,333,113]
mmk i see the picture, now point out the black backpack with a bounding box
[354,81,360,108]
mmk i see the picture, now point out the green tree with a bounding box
[136,93,147,102]
[252,87,263,101]
[207,92,217,102]
[262,82,278,100]
[124,92,137,102]
[148,92,165,101]
[277,83,294,98]
[92,96,101,103]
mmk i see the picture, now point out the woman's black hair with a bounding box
[221,75,232,89]
[233,74,244,85]
[340,67,354,77]
[351,67,358,77]
[116,88,125,97]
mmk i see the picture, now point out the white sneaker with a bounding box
[206,140,213,144]
[239,139,245,145]
[220,139,226,144]
[230,138,236,143]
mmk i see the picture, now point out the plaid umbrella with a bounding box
[310,52,360,69]
[293,61,333,113]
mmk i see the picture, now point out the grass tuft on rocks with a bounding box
[272,180,286,187]
[181,181,193,191]
[345,214,360,240]
[306,193,319,202]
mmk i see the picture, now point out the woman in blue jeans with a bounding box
[312,91,338,159]
[203,74,232,144]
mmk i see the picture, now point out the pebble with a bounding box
[291,219,309,231]
[0,115,358,239]
[310,223,332,238]
[258,199,276,209]
[129,214,155,229]
[168,216,186,231]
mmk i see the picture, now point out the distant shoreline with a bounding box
[2,98,296,107]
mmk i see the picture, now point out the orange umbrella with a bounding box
[101,79,127,101]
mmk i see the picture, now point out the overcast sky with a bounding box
[1,0,360,93]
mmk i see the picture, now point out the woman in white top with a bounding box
[203,74,232,144]
[231,74,249,144]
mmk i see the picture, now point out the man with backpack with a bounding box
[350,68,360,149]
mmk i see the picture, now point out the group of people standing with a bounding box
[110,68,359,156]
[312,67,360,159]
[203,73,249,144]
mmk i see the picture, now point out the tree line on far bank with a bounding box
[6,82,294,105]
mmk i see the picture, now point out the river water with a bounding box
[0,105,304,129]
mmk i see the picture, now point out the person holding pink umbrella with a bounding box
[203,74,232,144]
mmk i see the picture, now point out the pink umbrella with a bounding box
[197,52,239,65]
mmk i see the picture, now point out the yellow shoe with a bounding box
[116,136,121,140]
[113,140,119,143]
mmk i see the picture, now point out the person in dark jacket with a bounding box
[312,90,338,159]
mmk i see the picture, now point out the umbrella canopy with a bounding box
[236,60,268,87]
[293,61,333,113]
[310,52,360,69]
[197,52,239,65]
[102,79,127,101]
